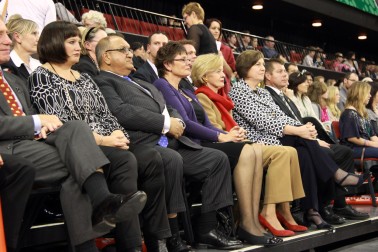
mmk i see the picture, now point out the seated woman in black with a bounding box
[340,81,378,158]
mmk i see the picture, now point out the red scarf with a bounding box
[195,86,238,131]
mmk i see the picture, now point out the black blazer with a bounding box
[94,71,201,150]
[72,55,99,78]
[131,61,158,84]
[265,86,335,144]
[265,86,303,123]
[1,58,30,84]
[179,78,195,93]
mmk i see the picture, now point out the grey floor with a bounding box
[22,205,378,252]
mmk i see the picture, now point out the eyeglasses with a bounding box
[173,58,191,64]
[106,47,133,54]
[348,78,358,82]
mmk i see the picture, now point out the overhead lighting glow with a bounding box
[312,21,322,27]
[358,35,367,40]
[252,5,263,10]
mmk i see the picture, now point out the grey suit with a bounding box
[95,71,233,215]
[0,71,115,245]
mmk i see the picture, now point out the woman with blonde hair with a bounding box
[308,81,332,132]
[72,26,107,77]
[339,81,378,158]
[2,14,40,82]
[327,86,341,121]
[192,53,307,240]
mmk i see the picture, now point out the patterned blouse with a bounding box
[229,79,300,145]
[339,109,375,148]
[29,66,128,138]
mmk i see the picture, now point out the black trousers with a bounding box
[112,145,170,250]
[0,154,35,250]
[324,144,354,208]
[280,135,338,211]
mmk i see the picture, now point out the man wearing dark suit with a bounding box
[0,154,35,252]
[95,36,241,251]
[132,32,168,83]
[0,19,145,252]
[264,58,369,223]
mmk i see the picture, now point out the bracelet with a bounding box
[99,135,104,145]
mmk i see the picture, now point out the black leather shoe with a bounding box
[166,234,191,252]
[92,191,147,232]
[333,205,370,220]
[145,239,168,252]
[237,227,282,247]
[196,228,243,250]
[320,206,346,225]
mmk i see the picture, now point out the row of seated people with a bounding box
[0,15,372,252]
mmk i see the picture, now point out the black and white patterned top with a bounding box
[229,79,301,145]
[29,66,128,138]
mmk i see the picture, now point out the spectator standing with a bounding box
[0,0,56,32]
[182,2,217,55]
[205,18,236,93]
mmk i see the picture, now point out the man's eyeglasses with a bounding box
[106,47,133,54]
[173,58,191,64]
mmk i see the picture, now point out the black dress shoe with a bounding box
[145,239,169,252]
[320,206,346,225]
[196,228,243,250]
[92,191,147,232]
[333,205,370,220]
[166,234,191,252]
[237,227,282,247]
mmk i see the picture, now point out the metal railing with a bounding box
[54,0,187,41]
[54,0,370,76]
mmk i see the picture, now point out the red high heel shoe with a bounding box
[276,212,308,232]
[258,214,295,237]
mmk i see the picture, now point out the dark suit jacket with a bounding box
[1,58,30,84]
[72,55,99,78]
[94,71,201,149]
[179,78,195,93]
[265,86,303,123]
[0,71,36,153]
[265,86,335,144]
[131,61,158,84]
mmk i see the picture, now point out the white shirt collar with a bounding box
[266,85,282,95]
[10,50,41,73]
